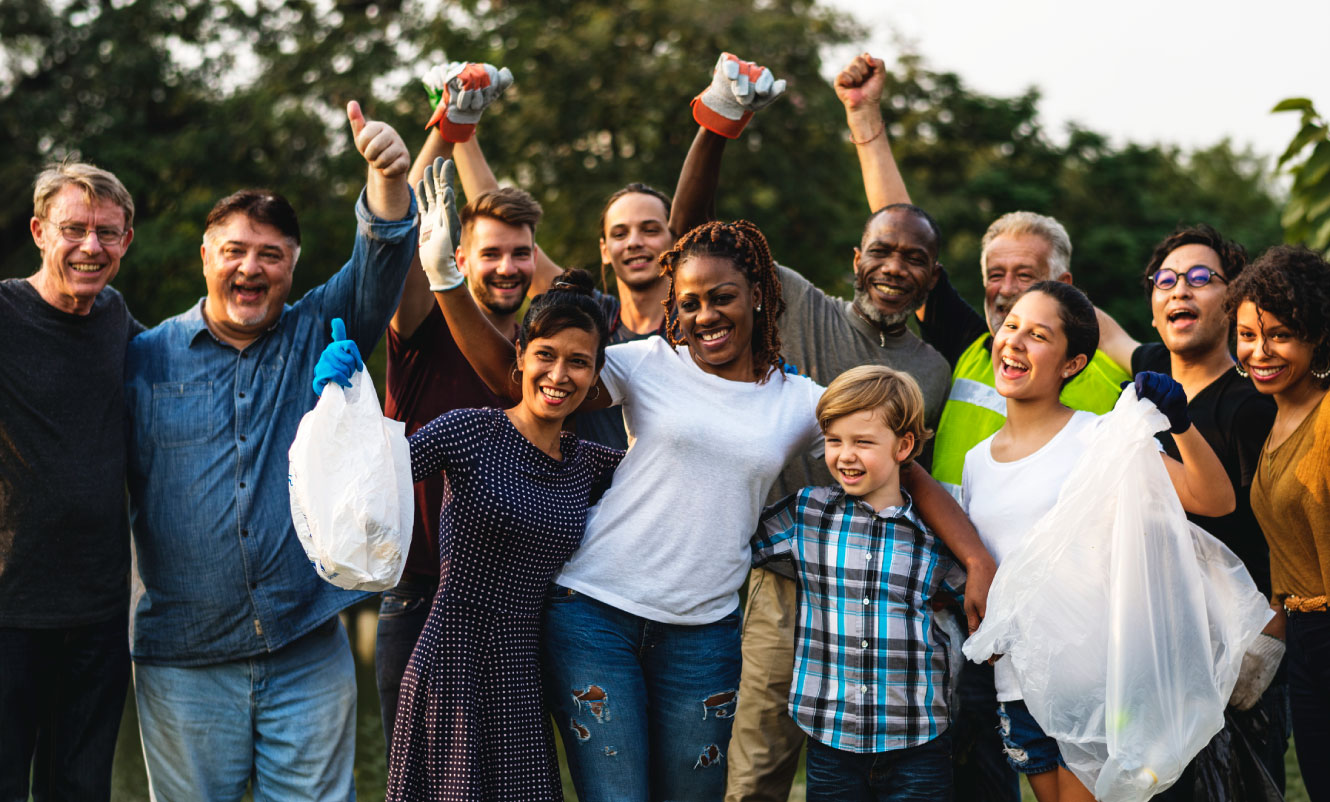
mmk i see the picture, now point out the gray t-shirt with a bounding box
[0,279,141,627]
[771,264,951,501]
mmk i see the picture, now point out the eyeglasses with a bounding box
[49,223,127,247]
[1150,265,1227,290]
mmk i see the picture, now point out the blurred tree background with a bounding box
[0,0,1297,339]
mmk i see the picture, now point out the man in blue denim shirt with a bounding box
[124,102,415,801]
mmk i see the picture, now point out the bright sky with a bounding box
[824,0,1330,163]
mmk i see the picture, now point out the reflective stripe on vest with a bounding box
[930,335,1131,496]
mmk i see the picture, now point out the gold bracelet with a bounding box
[849,122,884,146]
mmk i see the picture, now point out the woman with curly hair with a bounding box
[1227,244,1330,799]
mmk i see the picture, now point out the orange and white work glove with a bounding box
[691,52,787,139]
[422,61,514,143]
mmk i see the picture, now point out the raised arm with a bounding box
[1095,306,1140,372]
[452,121,566,296]
[901,461,996,633]
[416,158,614,411]
[347,100,411,221]
[671,53,787,238]
[837,53,910,212]
[392,128,456,338]
[1134,372,1236,516]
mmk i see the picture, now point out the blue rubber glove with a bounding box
[312,318,363,396]
[1132,371,1190,434]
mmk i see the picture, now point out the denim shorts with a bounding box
[996,700,1064,775]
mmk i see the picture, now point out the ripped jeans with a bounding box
[542,586,742,801]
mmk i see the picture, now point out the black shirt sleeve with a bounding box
[918,267,988,367]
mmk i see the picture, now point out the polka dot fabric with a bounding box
[386,408,622,801]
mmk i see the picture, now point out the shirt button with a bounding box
[241,529,249,537]
[860,685,868,694]
[864,552,872,561]
[239,482,247,489]
[239,434,247,442]
[249,582,257,589]
[863,598,870,605]
[238,392,246,399]
[861,640,869,648]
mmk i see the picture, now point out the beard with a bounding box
[852,271,926,330]
[472,279,528,316]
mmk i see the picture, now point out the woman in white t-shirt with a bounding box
[961,281,1234,802]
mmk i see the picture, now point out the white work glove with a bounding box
[691,52,786,139]
[422,61,514,143]
[1228,633,1285,711]
[414,157,464,292]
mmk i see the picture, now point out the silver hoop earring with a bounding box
[588,385,600,401]
[1235,364,1249,378]
[510,366,521,385]
[1313,366,1330,380]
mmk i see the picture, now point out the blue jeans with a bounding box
[373,575,436,755]
[541,586,742,802]
[134,616,357,802]
[805,732,954,802]
[996,700,1063,774]
[951,661,1021,800]
[0,616,130,802]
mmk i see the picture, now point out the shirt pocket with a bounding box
[151,382,213,448]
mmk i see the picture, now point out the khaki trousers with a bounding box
[724,566,806,802]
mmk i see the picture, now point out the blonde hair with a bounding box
[33,162,134,229]
[816,365,932,461]
[980,211,1071,281]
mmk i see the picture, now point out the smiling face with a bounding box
[29,185,133,315]
[991,290,1087,401]
[1234,301,1320,402]
[673,254,761,381]
[982,233,1059,334]
[459,216,536,317]
[600,192,673,292]
[1150,243,1231,359]
[514,326,600,426]
[201,213,296,347]
[823,408,915,511]
[852,208,939,328]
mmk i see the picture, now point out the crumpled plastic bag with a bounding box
[963,387,1272,802]
[1191,708,1284,802]
[289,369,413,592]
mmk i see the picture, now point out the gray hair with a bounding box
[33,162,135,229]
[980,211,1071,280]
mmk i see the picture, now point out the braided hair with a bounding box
[658,220,786,383]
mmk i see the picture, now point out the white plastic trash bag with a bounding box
[289,369,413,592]
[963,387,1272,802]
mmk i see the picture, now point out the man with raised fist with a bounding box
[123,101,417,800]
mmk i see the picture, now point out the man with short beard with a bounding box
[123,102,415,799]
[1097,224,1288,800]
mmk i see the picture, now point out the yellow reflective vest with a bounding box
[930,335,1131,498]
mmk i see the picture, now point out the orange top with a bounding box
[1251,393,1330,599]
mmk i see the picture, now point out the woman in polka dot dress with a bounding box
[314,271,621,801]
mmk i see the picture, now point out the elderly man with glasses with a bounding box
[1,162,141,801]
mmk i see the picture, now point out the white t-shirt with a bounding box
[556,337,825,625]
[962,410,1099,701]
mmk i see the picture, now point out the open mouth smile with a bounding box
[998,354,1029,379]
[1246,364,1286,382]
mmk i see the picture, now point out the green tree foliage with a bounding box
[1273,97,1330,256]
[1,0,1285,343]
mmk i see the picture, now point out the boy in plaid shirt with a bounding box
[753,365,965,801]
